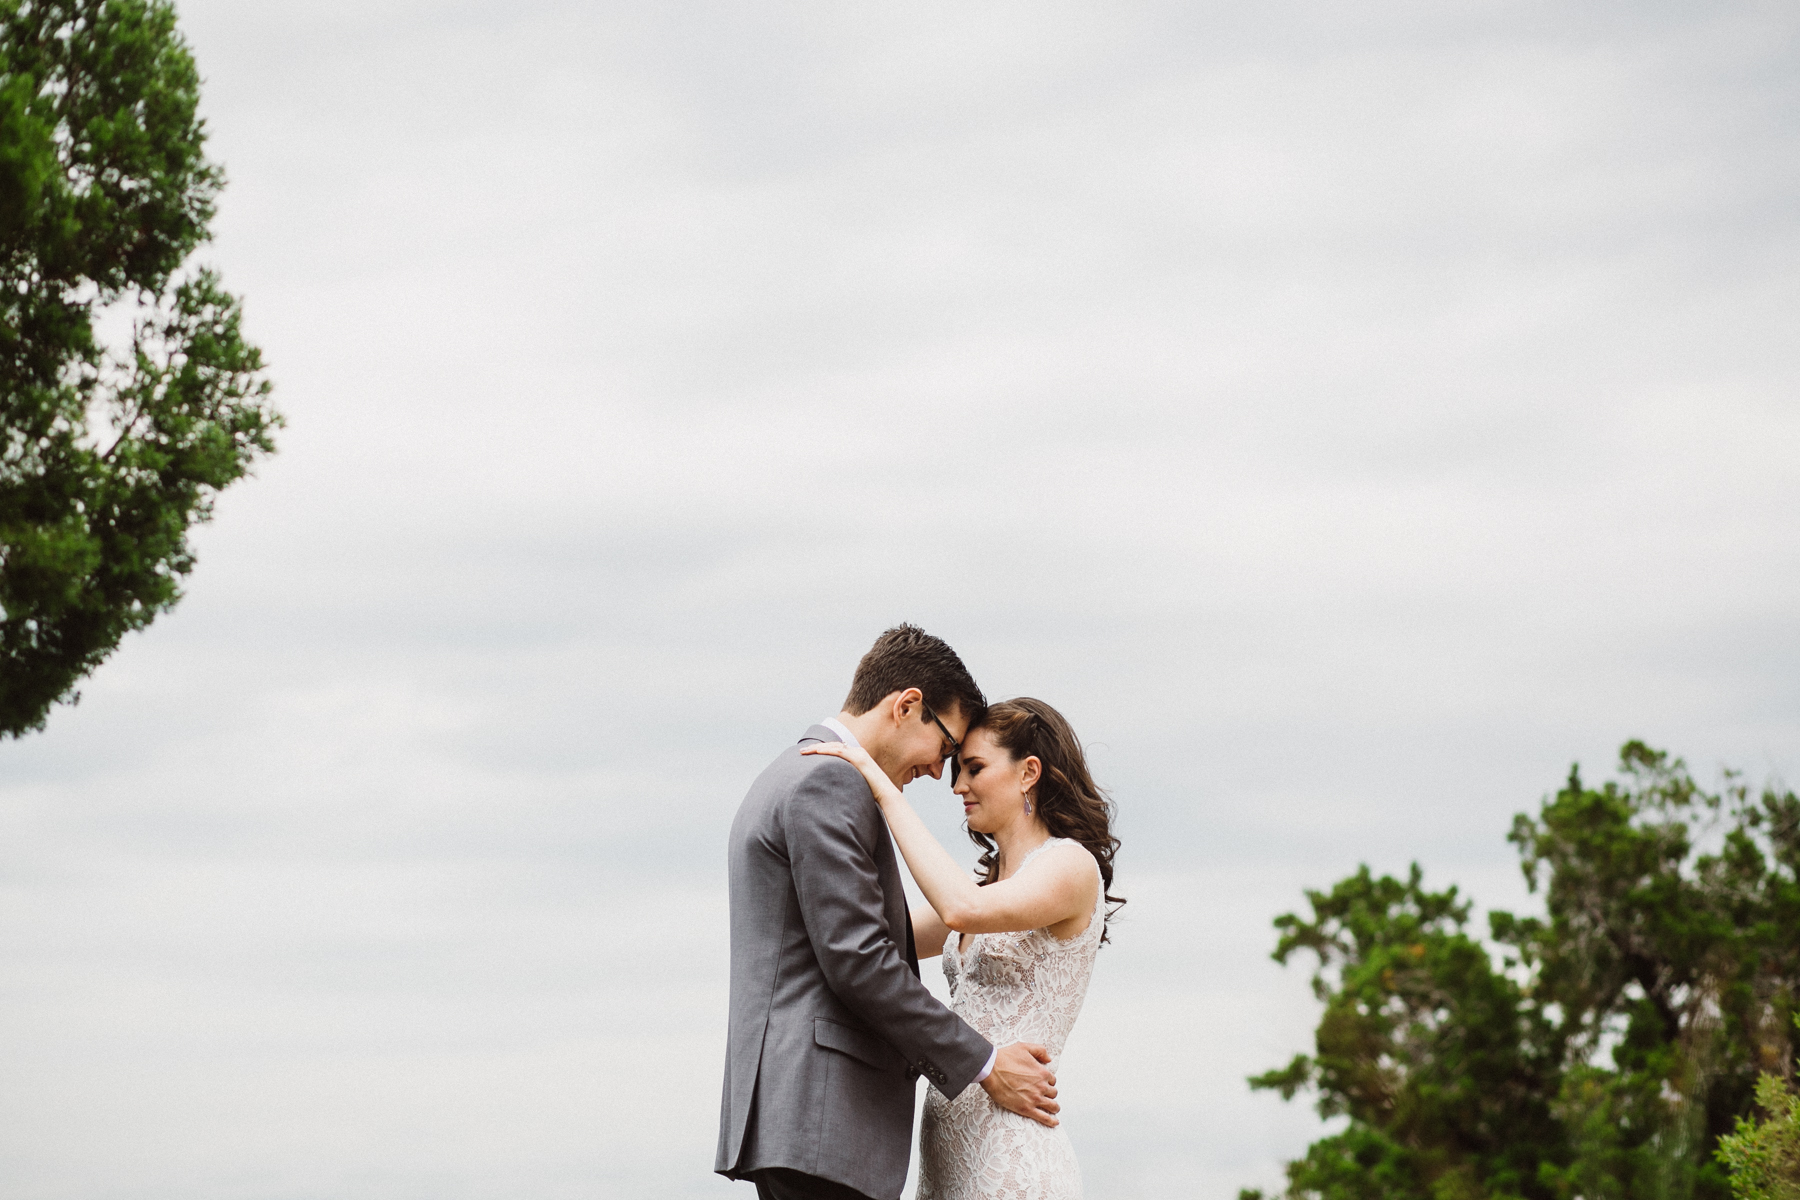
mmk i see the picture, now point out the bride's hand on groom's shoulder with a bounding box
[981,1042,1060,1127]
[801,741,889,797]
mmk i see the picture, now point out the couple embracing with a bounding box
[717,625,1124,1200]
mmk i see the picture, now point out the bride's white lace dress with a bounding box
[917,838,1105,1200]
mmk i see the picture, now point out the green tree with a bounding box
[1504,745,1799,1200]
[1246,744,1800,1200]
[1243,865,1565,1200]
[1,0,277,737]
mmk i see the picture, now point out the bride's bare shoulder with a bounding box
[1036,839,1100,885]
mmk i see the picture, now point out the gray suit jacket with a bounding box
[715,726,993,1200]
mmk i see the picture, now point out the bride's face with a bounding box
[951,728,1040,835]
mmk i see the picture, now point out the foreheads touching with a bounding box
[840,623,986,784]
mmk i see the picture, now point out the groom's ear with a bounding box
[891,687,925,723]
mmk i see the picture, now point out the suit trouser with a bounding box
[750,1167,879,1200]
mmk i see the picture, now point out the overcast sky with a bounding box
[3,2,1798,1198]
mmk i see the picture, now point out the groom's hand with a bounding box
[980,1042,1060,1127]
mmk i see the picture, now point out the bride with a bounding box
[804,697,1124,1200]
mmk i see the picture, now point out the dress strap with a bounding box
[1016,836,1070,871]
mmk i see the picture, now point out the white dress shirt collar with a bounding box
[819,716,861,748]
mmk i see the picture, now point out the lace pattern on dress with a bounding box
[916,837,1105,1200]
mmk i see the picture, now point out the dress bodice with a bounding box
[941,837,1105,1062]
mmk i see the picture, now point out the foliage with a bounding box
[1242,865,1563,1200]
[1246,743,1800,1200]
[1,0,277,736]
[1715,1017,1800,1200]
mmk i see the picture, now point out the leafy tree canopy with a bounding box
[1,0,277,737]
[1245,742,1800,1200]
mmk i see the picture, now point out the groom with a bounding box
[716,625,1060,1200]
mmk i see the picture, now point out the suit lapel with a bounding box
[868,815,913,965]
[870,818,920,977]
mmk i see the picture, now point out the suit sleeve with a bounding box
[782,758,993,1097]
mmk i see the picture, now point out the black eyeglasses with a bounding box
[923,704,963,784]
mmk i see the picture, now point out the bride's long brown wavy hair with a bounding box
[966,697,1125,942]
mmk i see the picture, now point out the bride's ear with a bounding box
[1020,755,1043,791]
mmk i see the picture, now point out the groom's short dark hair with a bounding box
[844,624,986,723]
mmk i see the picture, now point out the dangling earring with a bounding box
[1023,788,1033,817]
